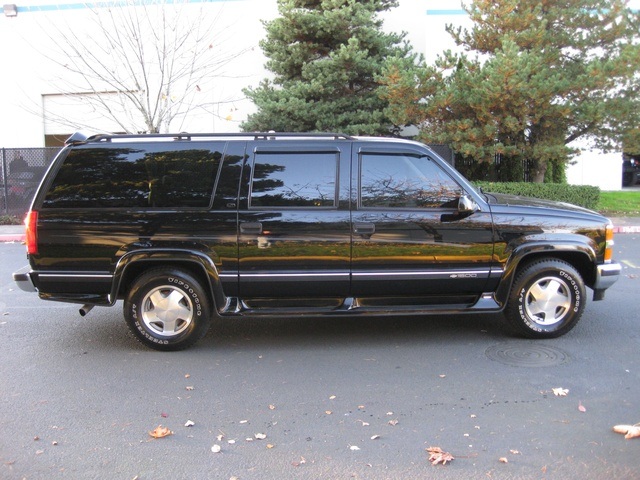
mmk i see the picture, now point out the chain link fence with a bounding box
[1,148,60,218]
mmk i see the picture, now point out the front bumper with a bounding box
[592,262,621,300]
[13,265,37,293]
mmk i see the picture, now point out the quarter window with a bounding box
[43,143,223,209]
[250,152,338,208]
[360,153,461,208]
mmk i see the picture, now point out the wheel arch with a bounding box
[495,241,596,307]
[111,250,228,313]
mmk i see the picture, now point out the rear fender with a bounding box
[111,249,228,312]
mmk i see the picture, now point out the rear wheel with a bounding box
[124,268,211,351]
[505,258,585,338]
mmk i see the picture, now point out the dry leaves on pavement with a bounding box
[613,424,640,439]
[149,425,173,439]
[426,446,454,465]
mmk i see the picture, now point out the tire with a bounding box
[504,258,586,339]
[124,268,211,351]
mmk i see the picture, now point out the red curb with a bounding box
[613,226,640,234]
[0,235,25,243]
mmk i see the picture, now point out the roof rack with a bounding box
[65,131,354,145]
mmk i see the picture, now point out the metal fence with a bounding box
[1,148,60,217]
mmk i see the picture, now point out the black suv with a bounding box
[14,132,621,350]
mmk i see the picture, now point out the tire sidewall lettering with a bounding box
[517,270,580,332]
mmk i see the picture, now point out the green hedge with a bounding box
[474,182,600,210]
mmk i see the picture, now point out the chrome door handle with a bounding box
[240,222,263,234]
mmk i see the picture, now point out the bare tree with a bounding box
[44,0,245,133]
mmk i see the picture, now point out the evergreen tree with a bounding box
[241,0,414,135]
[381,0,640,182]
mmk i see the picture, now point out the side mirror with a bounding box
[458,194,479,214]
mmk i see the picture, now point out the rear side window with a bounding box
[249,152,338,208]
[42,143,223,208]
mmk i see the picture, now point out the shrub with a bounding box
[474,182,600,210]
[0,215,22,226]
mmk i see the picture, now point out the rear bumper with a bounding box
[13,265,37,293]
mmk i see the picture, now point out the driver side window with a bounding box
[359,153,461,208]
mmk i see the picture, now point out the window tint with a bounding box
[250,152,337,208]
[360,153,461,208]
[43,143,223,208]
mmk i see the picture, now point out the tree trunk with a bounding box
[531,160,547,183]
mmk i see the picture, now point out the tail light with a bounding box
[24,210,38,255]
[604,223,614,263]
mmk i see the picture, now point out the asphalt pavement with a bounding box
[1,236,639,479]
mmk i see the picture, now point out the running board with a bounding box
[218,293,502,316]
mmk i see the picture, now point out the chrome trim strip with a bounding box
[38,273,113,279]
[240,272,350,278]
[352,270,491,277]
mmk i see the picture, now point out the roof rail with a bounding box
[64,131,355,144]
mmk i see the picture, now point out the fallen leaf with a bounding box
[266,444,275,449]
[149,425,173,439]
[426,446,454,466]
[578,401,586,412]
[552,387,569,396]
[161,412,168,418]
[613,424,640,439]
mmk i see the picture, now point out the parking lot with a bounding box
[1,235,639,479]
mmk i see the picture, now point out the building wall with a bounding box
[1,0,635,189]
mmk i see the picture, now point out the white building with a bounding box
[1,0,635,189]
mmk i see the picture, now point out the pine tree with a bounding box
[381,0,640,182]
[241,0,414,135]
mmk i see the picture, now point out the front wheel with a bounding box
[504,258,586,338]
[124,268,211,351]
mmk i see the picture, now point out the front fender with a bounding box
[493,235,597,307]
